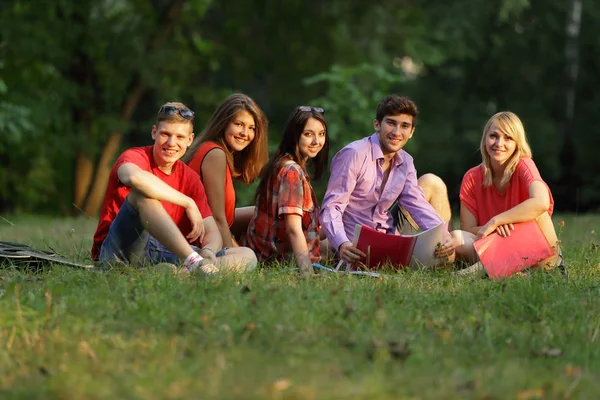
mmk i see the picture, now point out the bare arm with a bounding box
[118,162,195,208]
[478,181,550,238]
[200,149,235,247]
[284,214,313,274]
[460,203,482,235]
[118,162,204,242]
[196,216,223,265]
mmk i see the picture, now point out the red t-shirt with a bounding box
[187,141,236,226]
[459,157,554,226]
[91,146,212,260]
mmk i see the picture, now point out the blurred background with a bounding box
[0,0,597,216]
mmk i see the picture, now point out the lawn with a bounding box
[0,214,599,399]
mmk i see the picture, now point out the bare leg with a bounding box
[230,206,255,239]
[535,212,559,268]
[215,247,258,272]
[418,173,452,223]
[451,230,479,263]
[128,190,194,260]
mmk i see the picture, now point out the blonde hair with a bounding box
[480,111,532,187]
[156,102,195,126]
[183,94,268,184]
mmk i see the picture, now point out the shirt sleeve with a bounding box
[115,148,152,181]
[397,158,443,230]
[277,164,304,217]
[319,146,359,250]
[516,158,544,187]
[459,168,479,223]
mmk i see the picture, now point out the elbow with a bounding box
[535,197,550,216]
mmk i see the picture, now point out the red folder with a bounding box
[350,223,445,270]
[473,220,555,279]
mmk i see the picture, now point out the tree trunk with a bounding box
[81,85,144,216]
[558,0,582,210]
[75,0,186,216]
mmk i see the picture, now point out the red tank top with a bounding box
[187,142,235,226]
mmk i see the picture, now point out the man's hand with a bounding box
[434,237,455,260]
[339,242,366,264]
[185,200,205,243]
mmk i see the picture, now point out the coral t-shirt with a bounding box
[187,141,236,227]
[459,157,554,225]
[91,146,212,260]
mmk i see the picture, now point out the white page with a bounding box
[408,222,446,268]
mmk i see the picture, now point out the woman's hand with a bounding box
[477,219,514,239]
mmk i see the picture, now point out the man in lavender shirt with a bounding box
[320,95,457,265]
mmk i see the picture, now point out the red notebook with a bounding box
[349,223,445,270]
[473,220,555,279]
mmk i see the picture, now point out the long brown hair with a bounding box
[183,93,268,184]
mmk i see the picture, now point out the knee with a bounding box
[128,190,160,212]
[241,248,258,271]
[221,247,258,272]
[418,174,447,197]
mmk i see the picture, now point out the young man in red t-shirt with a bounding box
[91,102,257,274]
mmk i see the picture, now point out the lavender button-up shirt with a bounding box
[320,133,443,250]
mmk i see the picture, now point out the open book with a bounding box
[336,222,446,271]
[473,220,555,279]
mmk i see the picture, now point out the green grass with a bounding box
[0,214,599,399]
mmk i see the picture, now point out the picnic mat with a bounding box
[0,241,94,269]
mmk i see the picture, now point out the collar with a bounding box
[369,133,404,166]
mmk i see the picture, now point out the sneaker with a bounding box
[195,263,218,275]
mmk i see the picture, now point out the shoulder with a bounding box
[117,146,152,167]
[278,159,305,177]
[121,146,150,159]
[190,141,224,162]
[460,165,483,191]
[397,149,414,165]
[463,164,482,179]
[202,145,227,165]
[516,157,539,173]
[332,136,371,164]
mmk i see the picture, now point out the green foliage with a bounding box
[0,0,599,212]
[0,215,599,397]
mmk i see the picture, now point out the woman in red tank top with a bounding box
[183,94,268,248]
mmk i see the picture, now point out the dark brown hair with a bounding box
[375,95,418,126]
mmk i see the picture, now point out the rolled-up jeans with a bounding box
[98,198,211,267]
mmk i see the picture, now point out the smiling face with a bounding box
[374,113,415,157]
[484,122,517,168]
[224,110,256,152]
[151,121,194,173]
[297,117,326,162]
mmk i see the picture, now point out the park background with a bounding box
[0,0,597,217]
[3,2,600,398]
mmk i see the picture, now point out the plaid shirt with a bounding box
[244,158,321,263]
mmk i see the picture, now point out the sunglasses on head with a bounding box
[158,105,195,120]
[298,106,325,115]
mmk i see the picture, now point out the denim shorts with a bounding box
[98,198,222,266]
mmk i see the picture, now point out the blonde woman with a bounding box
[455,111,563,271]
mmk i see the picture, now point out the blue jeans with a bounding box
[98,198,224,266]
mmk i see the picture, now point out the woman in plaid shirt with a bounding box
[244,106,329,274]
